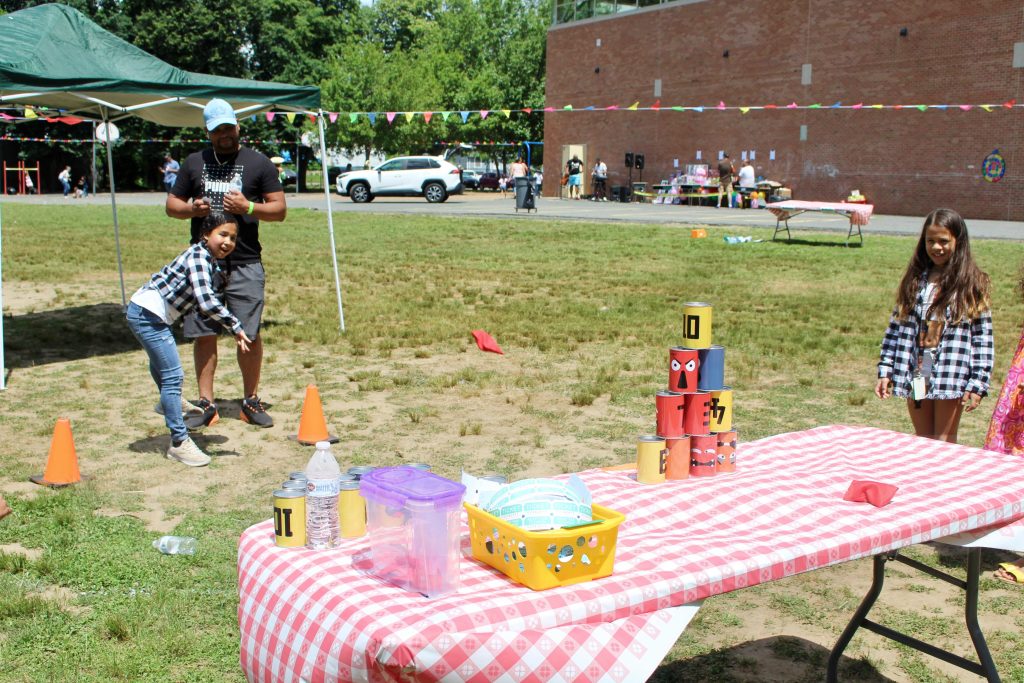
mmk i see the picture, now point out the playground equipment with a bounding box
[3,162,41,195]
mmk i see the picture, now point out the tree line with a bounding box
[0,0,549,191]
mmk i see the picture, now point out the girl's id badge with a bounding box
[912,374,927,401]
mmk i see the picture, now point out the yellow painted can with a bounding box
[682,302,713,348]
[339,481,366,538]
[273,489,306,548]
[636,435,667,484]
[709,387,733,432]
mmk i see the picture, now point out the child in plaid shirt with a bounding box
[875,208,993,443]
[126,213,252,467]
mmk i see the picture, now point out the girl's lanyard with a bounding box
[913,278,943,401]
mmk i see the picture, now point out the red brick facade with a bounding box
[544,0,1024,220]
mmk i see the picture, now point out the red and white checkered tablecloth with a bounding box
[767,200,875,225]
[238,425,1024,682]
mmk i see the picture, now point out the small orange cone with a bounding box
[30,418,83,487]
[294,385,338,445]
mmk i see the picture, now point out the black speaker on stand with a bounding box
[635,154,645,184]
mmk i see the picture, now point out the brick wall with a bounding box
[544,0,1024,220]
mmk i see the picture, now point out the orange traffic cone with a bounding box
[30,418,83,487]
[294,385,338,445]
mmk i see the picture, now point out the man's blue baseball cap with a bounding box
[203,99,237,131]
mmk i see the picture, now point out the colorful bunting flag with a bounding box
[627,102,638,110]
[442,111,452,121]
[266,112,275,122]
[386,112,396,124]
[424,112,433,123]
[367,113,377,125]
[404,112,415,123]
[349,112,359,123]
[285,113,296,123]
[480,110,490,119]
[460,111,470,122]
[501,109,511,118]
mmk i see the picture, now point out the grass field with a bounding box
[2,204,1024,682]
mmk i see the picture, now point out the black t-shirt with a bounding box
[567,159,583,176]
[171,147,282,263]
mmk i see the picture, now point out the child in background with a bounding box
[126,213,252,467]
[875,208,993,443]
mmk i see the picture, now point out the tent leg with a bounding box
[102,114,127,307]
[317,111,345,333]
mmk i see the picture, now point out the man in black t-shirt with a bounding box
[565,155,584,200]
[166,98,286,430]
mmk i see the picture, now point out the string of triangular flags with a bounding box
[4,98,1021,125]
[0,134,527,146]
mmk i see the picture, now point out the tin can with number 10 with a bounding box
[682,302,713,349]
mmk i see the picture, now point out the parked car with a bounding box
[477,172,502,191]
[279,169,298,187]
[461,169,481,189]
[335,156,463,203]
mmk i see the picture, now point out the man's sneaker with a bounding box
[166,437,211,467]
[240,396,273,428]
[184,398,218,432]
[154,397,204,417]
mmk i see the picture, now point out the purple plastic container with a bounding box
[359,467,466,598]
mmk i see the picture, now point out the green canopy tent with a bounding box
[0,3,347,389]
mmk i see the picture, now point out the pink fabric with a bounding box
[238,425,1024,682]
[985,328,1024,455]
[767,200,874,226]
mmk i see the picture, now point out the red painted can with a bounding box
[665,436,691,480]
[689,434,718,477]
[668,347,700,392]
[655,391,686,438]
[715,429,739,473]
[683,391,711,435]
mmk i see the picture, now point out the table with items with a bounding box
[766,199,875,245]
[238,425,1024,682]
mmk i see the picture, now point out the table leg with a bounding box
[772,218,791,242]
[827,549,1000,682]
[845,218,864,247]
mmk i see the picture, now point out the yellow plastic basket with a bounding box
[465,502,626,591]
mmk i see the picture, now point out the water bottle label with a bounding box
[307,478,340,497]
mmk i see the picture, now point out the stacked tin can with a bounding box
[636,302,738,483]
[273,466,375,548]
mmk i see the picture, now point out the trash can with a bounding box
[514,176,536,213]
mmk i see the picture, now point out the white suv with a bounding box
[335,156,463,203]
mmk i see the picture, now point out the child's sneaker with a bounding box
[184,398,218,432]
[240,396,273,428]
[166,437,211,467]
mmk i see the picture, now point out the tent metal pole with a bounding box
[102,112,127,307]
[317,110,345,333]
[91,121,97,199]
[0,203,6,390]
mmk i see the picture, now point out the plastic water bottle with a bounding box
[152,535,197,555]
[305,441,342,549]
[228,173,243,194]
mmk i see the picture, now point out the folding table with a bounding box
[766,200,875,245]
[238,426,1024,682]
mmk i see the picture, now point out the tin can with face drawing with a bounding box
[682,302,713,349]
[665,435,691,480]
[689,434,718,477]
[669,347,700,393]
[636,435,668,484]
[715,429,739,473]
[273,488,306,547]
[655,390,686,438]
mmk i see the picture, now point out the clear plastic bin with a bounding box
[359,466,466,598]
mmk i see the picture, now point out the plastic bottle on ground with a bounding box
[152,535,197,555]
[305,440,342,549]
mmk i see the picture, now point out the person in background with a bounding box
[270,156,286,184]
[58,165,72,198]
[23,172,35,195]
[161,154,180,194]
[125,212,252,467]
[737,160,755,189]
[591,158,608,201]
[875,208,992,443]
[565,154,584,200]
[74,176,88,198]
[716,154,735,208]
[165,98,286,431]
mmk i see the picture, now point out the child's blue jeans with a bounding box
[126,302,187,443]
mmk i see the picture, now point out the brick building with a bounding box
[544,0,1024,220]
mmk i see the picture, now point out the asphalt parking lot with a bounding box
[8,190,1024,240]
